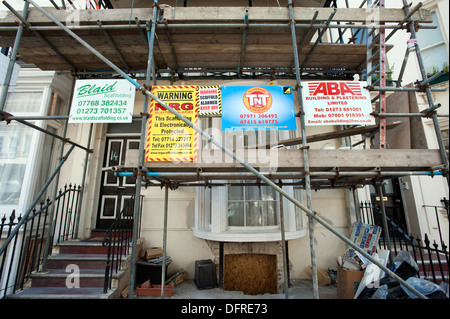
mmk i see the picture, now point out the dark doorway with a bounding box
[369,178,408,239]
[96,136,139,229]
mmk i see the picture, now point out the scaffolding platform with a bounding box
[0,6,427,73]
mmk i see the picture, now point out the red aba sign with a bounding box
[302,81,375,126]
[308,82,362,96]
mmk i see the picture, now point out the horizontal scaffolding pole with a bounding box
[371,112,449,118]
[114,170,444,179]
[369,86,447,92]
[0,110,93,153]
[24,0,429,299]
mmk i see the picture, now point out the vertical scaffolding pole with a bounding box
[378,0,387,149]
[287,0,319,299]
[0,1,29,111]
[161,184,169,298]
[376,183,393,265]
[278,187,289,299]
[401,0,449,186]
[127,0,159,298]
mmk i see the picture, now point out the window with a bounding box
[228,182,278,227]
[4,91,43,113]
[194,116,306,242]
[442,128,449,160]
[0,122,33,204]
[415,11,449,76]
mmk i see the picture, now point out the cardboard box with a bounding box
[143,247,163,260]
[337,266,365,299]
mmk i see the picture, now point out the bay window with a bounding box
[194,117,306,242]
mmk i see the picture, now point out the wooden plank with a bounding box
[125,149,443,172]
[0,7,431,26]
[165,7,432,23]
[245,122,403,149]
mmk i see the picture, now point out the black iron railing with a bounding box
[359,201,449,284]
[0,184,80,297]
[102,195,142,293]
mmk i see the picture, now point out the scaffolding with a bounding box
[0,0,449,300]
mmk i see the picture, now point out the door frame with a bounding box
[95,134,140,230]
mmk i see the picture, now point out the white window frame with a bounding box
[193,118,306,242]
[0,72,71,217]
[415,7,449,75]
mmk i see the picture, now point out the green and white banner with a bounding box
[69,79,135,123]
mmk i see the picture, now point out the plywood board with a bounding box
[224,254,277,295]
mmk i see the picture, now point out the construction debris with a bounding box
[356,250,448,299]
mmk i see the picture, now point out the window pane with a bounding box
[228,185,244,200]
[421,45,448,75]
[415,12,449,74]
[228,202,245,226]
[4,92,43,113]
[416,12,444,48]
[261,185,277,201]
[245,185,260,200]
[262,201,278,226]
[33,126,57,200]
[0,122,33,204]
[247,201,262,226]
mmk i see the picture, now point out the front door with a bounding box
[96,136,140,230]
[370,178,408,239]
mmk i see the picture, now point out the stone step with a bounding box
[29,269,108,288]
[6,287,117,299]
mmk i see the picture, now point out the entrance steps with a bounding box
[6,238,131,299]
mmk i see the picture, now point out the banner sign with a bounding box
[198,86,221,116]
[69,79,135,123]
[302,81,375,126]
[221,86,297,131]
[145,86,198,162]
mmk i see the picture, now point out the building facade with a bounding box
[1,0,448,295]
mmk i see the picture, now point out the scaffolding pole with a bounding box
[288,0,319,299]
[0,0,29,111]
[401,0,450,186]
[22,0,432,299]
[161,184,169,299]
[127,1,160,299]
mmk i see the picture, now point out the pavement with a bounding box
[136,279,339,299]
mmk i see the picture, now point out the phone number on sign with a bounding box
[240,113,278,119]
[76,107,127,115]
[77,100,128,107]
[240,119,278,124]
